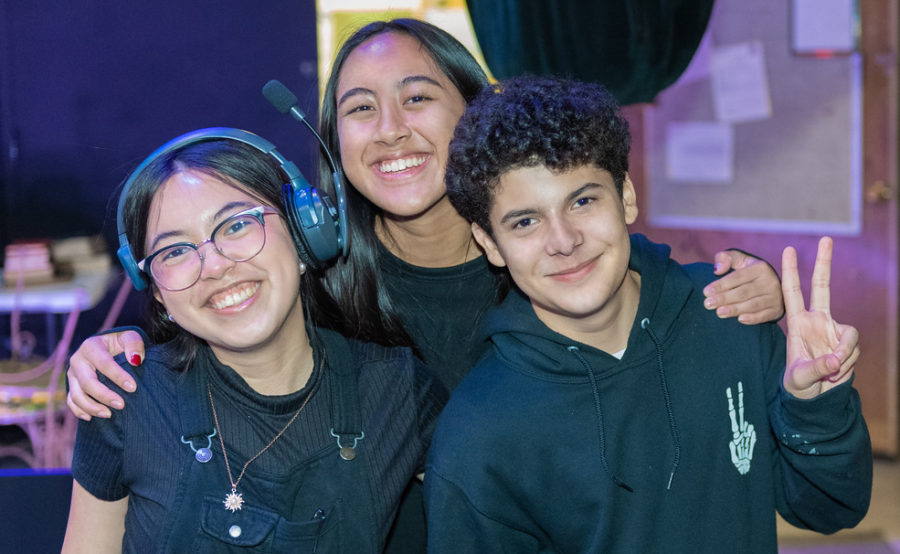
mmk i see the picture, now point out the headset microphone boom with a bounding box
[262,79,349,259]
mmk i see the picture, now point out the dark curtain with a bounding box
[466,0,715,105]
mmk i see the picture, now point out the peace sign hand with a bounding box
[781,237,860,400]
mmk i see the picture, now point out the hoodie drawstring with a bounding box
[641,317,681,490]
[567,346,633,493]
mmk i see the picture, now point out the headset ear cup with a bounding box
[282,183,340,270]
[289,222,317,270]
[117,241,148,291]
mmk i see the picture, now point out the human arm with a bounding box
[61,480,127,553]
[703,249,785,325]
[65,370,136,552]
[67,328,147,420]
[770,237,872,531]
[425,470,540,553]
[423,366,541,553]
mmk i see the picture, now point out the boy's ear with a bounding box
[622,174,638,225]
[471,223,507,268]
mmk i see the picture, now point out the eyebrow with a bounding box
[566,182,602,203]
[497,182,603,226]
[337,74,445,108]
[147,200,254,251]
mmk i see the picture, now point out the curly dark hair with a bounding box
[446,75,631,235]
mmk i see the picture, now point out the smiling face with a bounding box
[335,31,467,219]
[473,164,641,345]
[146,169,305,357]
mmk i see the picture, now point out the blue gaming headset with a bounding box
[115,127,347,291]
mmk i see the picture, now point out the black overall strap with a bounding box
[159,348,220,553]
[319,328,365,461]
[176,351,217,462]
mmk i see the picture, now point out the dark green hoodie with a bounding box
[425,234,871,553]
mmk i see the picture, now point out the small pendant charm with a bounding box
[195,448,212,463]
[223,489,244,512]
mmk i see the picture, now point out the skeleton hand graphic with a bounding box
[727,382,756,475]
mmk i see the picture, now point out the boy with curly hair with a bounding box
[424,75,871,553]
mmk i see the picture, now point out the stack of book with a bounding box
[51,235,111,277]
[1,235,111,288]
[3,241,55,287]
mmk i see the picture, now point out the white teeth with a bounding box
[379,156,425,173]
[211,283,259,309]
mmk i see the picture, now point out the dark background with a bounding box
[0,0,320,339]
[0,3,320,550]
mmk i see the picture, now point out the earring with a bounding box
[167,313,175,323]
[299,262,307,275]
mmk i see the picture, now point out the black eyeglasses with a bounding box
[138,206,279,291]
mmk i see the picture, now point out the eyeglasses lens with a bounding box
[149,212,267,291]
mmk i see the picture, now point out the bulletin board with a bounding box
[643,0,862,235]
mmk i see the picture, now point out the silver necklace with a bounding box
[208,381,313,512]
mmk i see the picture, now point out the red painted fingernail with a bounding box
[130,354,143,366]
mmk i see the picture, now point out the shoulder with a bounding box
[427,355,524,489]
[668,262,782,345]
[99,341,184,405]
[352,339,447,402]
[143,341,188,370]
[315,326,416,367]
[319,328,444,397]
[630,233,716,299]
[431,355,509,443]
[331,331,423,380]
[675,260,718,291]
[108,340,182,373]
[348,337,419,366]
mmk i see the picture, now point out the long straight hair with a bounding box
[313,19,491,346]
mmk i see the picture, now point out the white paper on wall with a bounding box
[665,121,735,183]
[710,41,772,124]
[792,0,856,53]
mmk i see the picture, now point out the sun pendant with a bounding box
[223,489,244,512]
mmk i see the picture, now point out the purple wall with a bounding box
[0,1,320,257]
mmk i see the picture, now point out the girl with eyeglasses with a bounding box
[61,136,446,552]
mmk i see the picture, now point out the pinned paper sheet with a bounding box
[665,122,734,183]
[710,41,772,123]
[792,0,856,54]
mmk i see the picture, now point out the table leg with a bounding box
[45,313,56,356]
